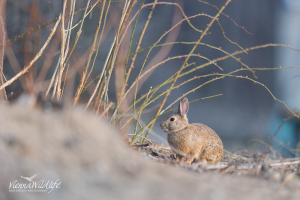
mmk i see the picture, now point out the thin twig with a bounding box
[74,0,107,105]
[0,15,61,91]
[100,101,114,117]
[198,0,253,35]
[61,63,70,97]
[0,16,7,100]
[261,115,294,158]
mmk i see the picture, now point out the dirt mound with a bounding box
[0,104,299,200]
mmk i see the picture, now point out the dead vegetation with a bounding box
[132,141,300,186]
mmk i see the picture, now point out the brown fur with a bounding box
[160,98,223,165]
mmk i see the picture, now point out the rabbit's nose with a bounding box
[160,123,168,132]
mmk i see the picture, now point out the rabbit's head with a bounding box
[160,98,189,133]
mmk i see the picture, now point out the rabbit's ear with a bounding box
[178,98,189,116]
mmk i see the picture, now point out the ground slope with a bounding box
[0,104,299,200]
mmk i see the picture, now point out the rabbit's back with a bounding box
[190,123,222,144]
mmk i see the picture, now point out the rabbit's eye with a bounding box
[170,117,175,121]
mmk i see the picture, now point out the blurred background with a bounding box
[1,0,300,156]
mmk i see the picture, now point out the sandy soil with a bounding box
[0,103,299,200]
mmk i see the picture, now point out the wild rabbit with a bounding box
[160,98,223,165]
